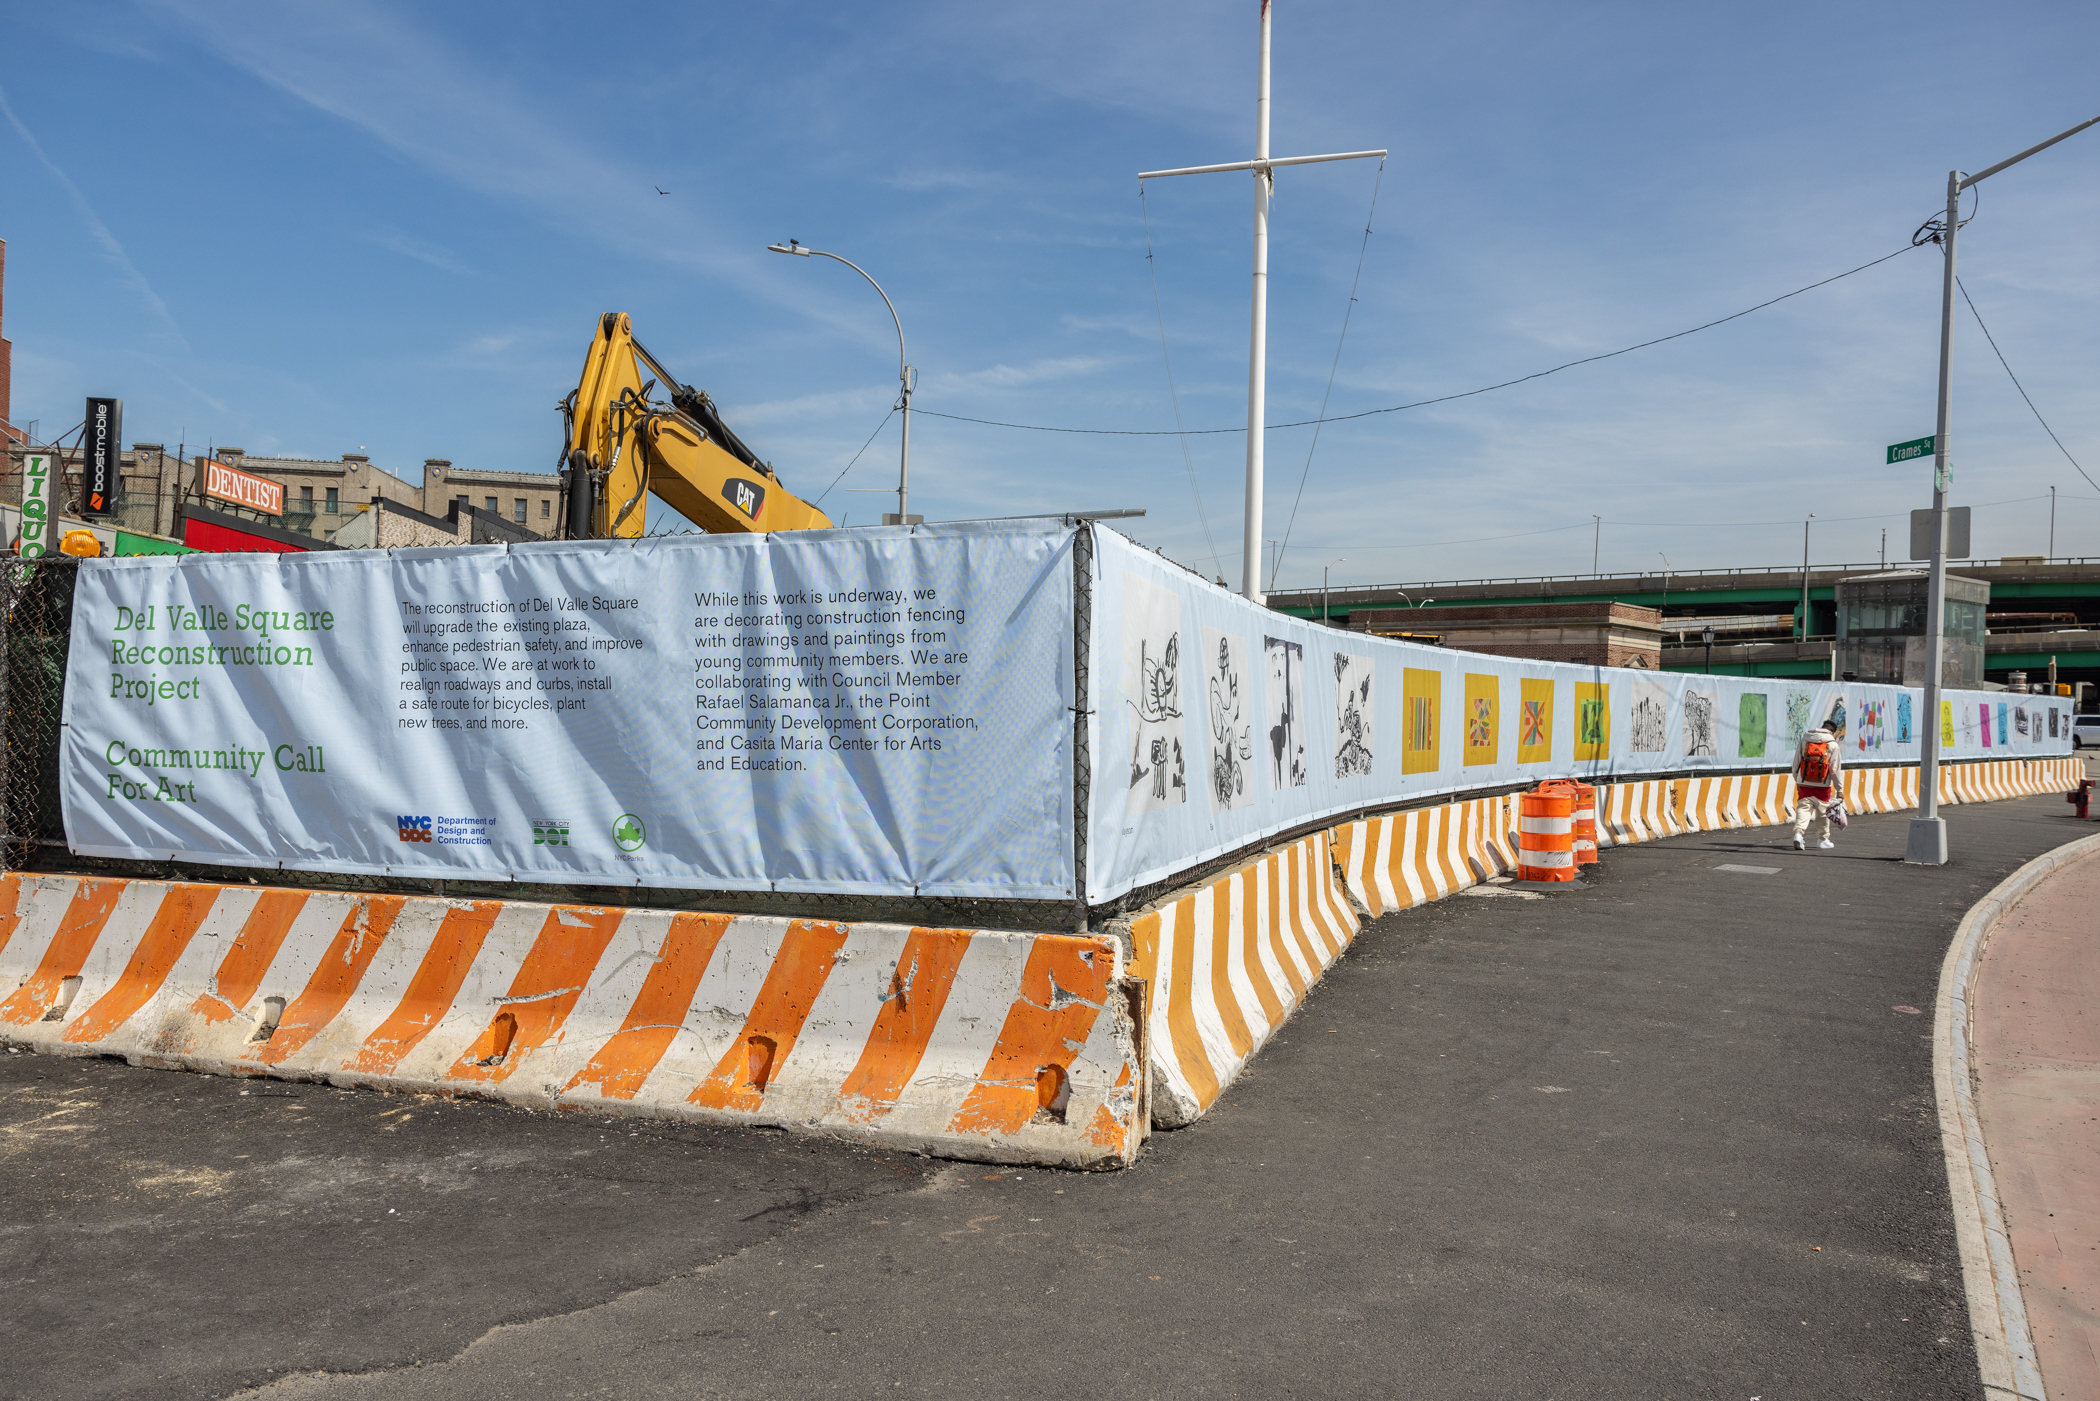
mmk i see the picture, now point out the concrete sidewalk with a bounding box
[1971,843,2100,1397]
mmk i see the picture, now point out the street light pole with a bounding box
[768,240,916,524]
[1592,515,1601,575]
[1323,556,1345,626]
[1703,625,1715,676]
[1799,516,1813,641]
[1908,111,2100,869]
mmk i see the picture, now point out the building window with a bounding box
[300,485,314,511]
[456,494,469,510]
[541,498,551,520]
[326,487,339,514]
[514,498,527,523]
[486,496,498,513]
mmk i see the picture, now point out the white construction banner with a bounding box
[1083,528,2072,901]
[61,522,1078,899]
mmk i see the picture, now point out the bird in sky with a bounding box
[654,186,668,195]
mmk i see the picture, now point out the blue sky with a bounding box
[4,0,2097,588]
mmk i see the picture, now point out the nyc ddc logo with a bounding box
[397,815,432,843]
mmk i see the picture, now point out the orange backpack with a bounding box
[1799,738,1835,786]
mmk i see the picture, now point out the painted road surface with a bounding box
[3,791,2094,1400]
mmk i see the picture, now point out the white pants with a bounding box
[1792,796,1832,842]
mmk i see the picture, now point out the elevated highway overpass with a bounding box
[1269,556,2100,686]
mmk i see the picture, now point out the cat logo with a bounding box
[721,477,766,521]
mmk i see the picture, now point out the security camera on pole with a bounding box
[1905,112,2100,867]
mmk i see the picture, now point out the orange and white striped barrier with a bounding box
[1330,794,1520,919]
[0,874,1146,1169]
[1122,829,1359,1127]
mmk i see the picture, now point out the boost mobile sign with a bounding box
[59,523,1078,900]
[15,452,52,557]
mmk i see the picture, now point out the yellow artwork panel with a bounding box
[1518,678,1553,764]
[1463,673,1498,767]
[1574,681,1611,762]
[1402,667,1441,775]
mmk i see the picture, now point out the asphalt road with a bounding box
[5,793,2092,1400]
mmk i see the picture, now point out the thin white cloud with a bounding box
[142,0,903,353]
[366,229,474,276]
[0,79,189,352]
[928,355,1122,393]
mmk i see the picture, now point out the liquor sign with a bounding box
[15,452,52,556]
[83,397,123,516]
[204,457,285,515]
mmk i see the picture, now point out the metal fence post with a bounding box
[1071,520,1094,933]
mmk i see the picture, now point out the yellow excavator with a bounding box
[558,313,833,538]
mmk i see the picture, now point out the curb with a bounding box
[1934,828,2100,1401]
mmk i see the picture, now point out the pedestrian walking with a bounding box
[1791,725,1843,851]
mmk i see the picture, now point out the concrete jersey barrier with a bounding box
[0,875,1147,1169]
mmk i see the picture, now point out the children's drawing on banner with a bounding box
[1980,704,1993,748]
[1821,692,1848,741]
[1630,677,1668,753]
[1574,681,1610,762]
[1263,636,1307,789]
[1785,691,1813,748]
[1856,697,1886,752]
[1683,688,1718,756]
[1205,628,1254,812]
[1334,653,1374,778]
[1121,571,1186,813]
[2013,704,2030,741]
[1897,693,1914,744]
[1961,704,1976,747]
[1738,692,1768,758]
[2048,706,2060,739]
[1518,678,1553,764]
[1997,702,2010,747]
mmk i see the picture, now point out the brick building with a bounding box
[1351,600,1664,669]
[0,238,19,447]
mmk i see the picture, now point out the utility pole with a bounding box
[1909,112,2100,870]
[2050,485,2056,557]
[1799,516,1814,641]
[1880,527,1886,569]
[1140,2,1384,603]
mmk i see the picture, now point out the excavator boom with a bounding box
[560,312,833,538]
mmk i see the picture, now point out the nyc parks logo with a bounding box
[612,813,646,853]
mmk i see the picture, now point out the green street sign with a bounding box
[1888,435,1936,465]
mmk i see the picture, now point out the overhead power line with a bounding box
[1956,276,2100,498]
[915,243,1921,437]
[1139,182,1223,580]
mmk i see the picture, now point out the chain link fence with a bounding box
[2,556,77,871]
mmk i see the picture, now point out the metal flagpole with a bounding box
[1244,0,1272,602]
[1139,1,1384,603]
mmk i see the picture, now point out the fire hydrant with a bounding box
[2068,779,2095,820]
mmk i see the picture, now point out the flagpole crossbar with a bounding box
[1139,149,1388,182]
